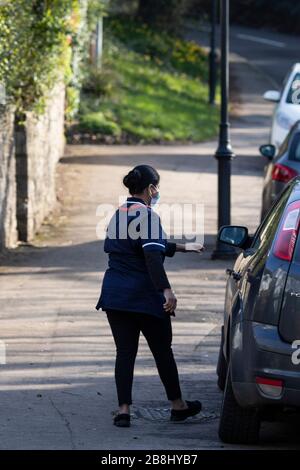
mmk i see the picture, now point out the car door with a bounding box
[279,238,300,343]
[226,184,294,330]
[276,186,300,343]
[270,67,291,144]
[262,135,290,218]
[284,130,300,175]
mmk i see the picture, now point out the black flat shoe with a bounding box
[170,400,202,422]
[113,413,131,427]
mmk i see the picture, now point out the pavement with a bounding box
[0,25,300,450]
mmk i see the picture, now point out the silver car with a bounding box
[263,63,300,149]
[260,120,300,220]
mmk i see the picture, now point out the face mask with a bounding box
[150,185,160,206]
[151,192,160,206]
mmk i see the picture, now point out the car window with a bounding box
[286,72,300,104]
[290,132,300,161]
[280,66,293,99]
[251,185,293,252]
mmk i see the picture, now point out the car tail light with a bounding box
[256,377,284,398]
[273,200,300,261]
[272,163,297,183]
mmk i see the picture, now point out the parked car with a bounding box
[260,120,300,220]
[264,63,300,148]
[217,177,300,444]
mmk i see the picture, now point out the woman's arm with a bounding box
[144,251,171,290]
[166,242,205,256]
[175,243,187,252]
[144,251,177,315]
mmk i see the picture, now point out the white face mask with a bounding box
[150,185,160,206]
[151,193,160,206]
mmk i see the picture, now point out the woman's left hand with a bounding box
[184,242,205,253]
[163,288,177,314]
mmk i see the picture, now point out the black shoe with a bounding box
[113,413,131,427]
[170,400,202,422]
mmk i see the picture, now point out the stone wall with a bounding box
[24,82,65,241]
[0,82,65,250]
[0,108,17,250]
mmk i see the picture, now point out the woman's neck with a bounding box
[132,193,149,205]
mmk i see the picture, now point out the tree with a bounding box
[0,0,108,116]
[136,0,189,34]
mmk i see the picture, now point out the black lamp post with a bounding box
[211,0,236,259]
[209,0,217,105]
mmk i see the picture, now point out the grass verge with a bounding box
[67,16,219,144]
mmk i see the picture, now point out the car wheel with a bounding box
[218,365,260,444]
[217,327,227,391]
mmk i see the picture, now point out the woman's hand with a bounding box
[185,242,205,253]
[163,288,177,314]
[176,243,205,253]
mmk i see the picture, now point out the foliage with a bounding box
[82,66,115,96]
[87,0,108,30]
[188,0,300,35]
[108,16,208,81]
[0,0,108,115]
[76,18,219,143]
[0,0,73,113]
[136,0,191,34]
[109,0,192,30]
[79,111,121,136]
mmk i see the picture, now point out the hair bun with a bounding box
[123,165,159,195]
[123,168,142,189]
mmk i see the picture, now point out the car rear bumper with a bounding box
[233,382,300,408]
[231,321,300,408]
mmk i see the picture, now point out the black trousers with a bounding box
[106,309,182,406]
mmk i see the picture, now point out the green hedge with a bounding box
[0,0,107,116]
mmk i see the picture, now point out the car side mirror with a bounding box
[263,90,280,103]
[259,144,276,160]
[218,225,249,248]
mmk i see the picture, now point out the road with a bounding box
[188,22,300,87]
[0,25,300,450]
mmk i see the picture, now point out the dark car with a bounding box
[260,120,300,220]
[216,176,300,444]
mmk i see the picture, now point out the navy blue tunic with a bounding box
[95,197,175,319]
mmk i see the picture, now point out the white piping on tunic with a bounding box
[142,242,165,249]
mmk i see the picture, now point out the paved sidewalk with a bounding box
[1,39,299,449]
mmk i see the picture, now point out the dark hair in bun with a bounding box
[123,165,160,195]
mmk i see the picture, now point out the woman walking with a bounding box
[96,165,204,427]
